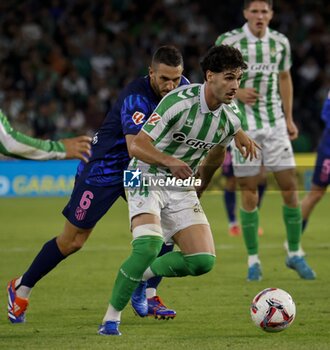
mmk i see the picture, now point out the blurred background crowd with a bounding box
[0,0,329,151]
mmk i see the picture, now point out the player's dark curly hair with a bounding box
[244,0,272,9]
[152,45,184,68]
[200,45,248,80]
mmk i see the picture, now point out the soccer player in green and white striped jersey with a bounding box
[0,109,91,161]
[130,82,242,177]
[215,0,315,281]
[98,45,259,336]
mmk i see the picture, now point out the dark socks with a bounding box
[257,183,267,208]
[224,190,236,223]
[20,237,66,288]
[302,219,308,233]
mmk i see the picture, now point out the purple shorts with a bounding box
[312,150,330,187]
[62,176,126,229]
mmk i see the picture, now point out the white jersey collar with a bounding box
[243,22,269,43]
[200,83,222,117]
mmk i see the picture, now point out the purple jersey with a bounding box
[76,75,189,186]
[319,91,330,155]
[63,75,189,228]
[311,91,330,187]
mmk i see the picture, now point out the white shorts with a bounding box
[127,186,209,243]
[231,123,296,177]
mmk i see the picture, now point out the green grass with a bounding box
[1,192,330,350]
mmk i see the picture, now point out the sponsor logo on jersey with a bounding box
[172,132,216,150]
[147,113,161,126]
[249,63,277,73]
[92,132,98,145]
[132,111,145,125]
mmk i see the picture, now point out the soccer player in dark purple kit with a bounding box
[301,91,330,232]
[7,46,189,323]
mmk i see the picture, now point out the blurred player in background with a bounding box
[301,91,330,232]
[7,46,190,324]
[215,0,315,281]
[98,45,259,336]
[0,110,91,161]
[221,148,267,236]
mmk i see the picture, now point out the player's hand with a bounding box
[165,157,193,179]
[234,129,261,161]
[286,120,299,140]
[61,136,92,163]
[236,88,259,105]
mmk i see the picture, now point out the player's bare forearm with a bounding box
[130,130,192,179]
[195,144,226,197]
[279,71,298,139]
[279,71,293,123]
[130,131,173,166]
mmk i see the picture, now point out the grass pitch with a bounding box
[0,191,329,350]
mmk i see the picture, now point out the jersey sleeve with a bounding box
[0,110,66,160]
[121,94,152,136]
[215,33,227,46]
[279,36,292,71]
[219,103,242,146]
[141,95,177,141]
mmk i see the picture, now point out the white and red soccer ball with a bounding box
[250,288,296,332]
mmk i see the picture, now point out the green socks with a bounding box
[150,251,216,277]
[239,205,302,256]
[240,208,259,255]
[283,205,302,252]
[110,236,163,311]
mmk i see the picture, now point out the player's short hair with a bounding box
[244,0,273,9]
[200,45,247,80]
[151,46,184,68]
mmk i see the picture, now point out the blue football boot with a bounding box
[131,281,148,317]
[98,321,121,336]
[147,296,176,320]
[247,262,262,281]
[7,279,29,323]
[286,256,316,280]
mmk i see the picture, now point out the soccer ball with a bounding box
[250,288,296,332]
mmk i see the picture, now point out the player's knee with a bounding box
[69,239,85,253]
[241,190,258,210]
[312,189,325,203]
[185,254,216,276]
[132,226,164,265]
[57,228,91,255]
[282,191,299,207]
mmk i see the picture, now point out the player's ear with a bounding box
[243,9,249,20]
[269,9,273,20]
[148,66,153,77]
[206,70,213,82]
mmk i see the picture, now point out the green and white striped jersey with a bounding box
[132,83,241,175]
[215,23,291,131]
[0,110,66,160]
